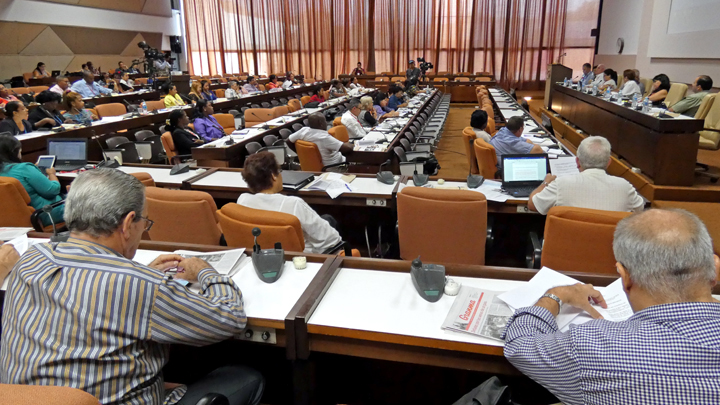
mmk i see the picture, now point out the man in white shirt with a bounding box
[282,72,296,89]
[49,76,70,95]
[288,113,353,166]
[586,64,606,88]
[340,98,368,139]
[236,152,342,254]
[528,136,645,214]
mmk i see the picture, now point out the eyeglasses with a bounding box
[140,216,154,232]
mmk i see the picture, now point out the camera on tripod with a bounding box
[138,41,164,62]
[417,57,434,74]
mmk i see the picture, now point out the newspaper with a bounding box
[441,287,513,341]
[173,248,246,277]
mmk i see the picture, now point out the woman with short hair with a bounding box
[358,96,378,127]
[372,92,399,120]
[619,69,641,98]
[163,83,186,108]
[167,109,204,155]
[470,109,491,142]
[193,99,224,142]
[28,91,69,129]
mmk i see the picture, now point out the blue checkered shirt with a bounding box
[503,302,720,405]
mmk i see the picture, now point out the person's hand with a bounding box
[194,139,204,144]
[543,174,556,185]
[174,257,212,283]
[40,117,56,127]
[0,243,21,282]
[547,284,607,319]
[44,167,56,176]
[63,118,74,124]
[149,254,184,271]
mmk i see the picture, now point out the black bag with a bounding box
[304,101,320,108]
[452,376,517,405]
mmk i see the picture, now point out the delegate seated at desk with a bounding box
[236,152,342,254]
[504,209,720,405]
[585,64,606,88]
[488,116,543,163]
[0,169,264,405]
[341,98,369,139]
[574,63,594,88]
[163,83,186,108]
[288,112,353,166]
[243,76,261,94]
[168,109,205,155]
[669,75,713,117]
[70,72,113,98]
[62,92,98,125]
[0,101,50,135]
[528,136,644,214]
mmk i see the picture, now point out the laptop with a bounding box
[51,70,61,77]
[501,154,549,198]
[47,138,88,172]
[281,171,315,190]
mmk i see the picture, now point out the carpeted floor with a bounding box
[434,105,477,179]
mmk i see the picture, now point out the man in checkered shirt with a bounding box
[504,209,720,405]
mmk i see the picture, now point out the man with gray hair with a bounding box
[340,98,369,139]
[288,112,353,166]
[0,169,264,405]
[528,136,644,214]
[504,209,720,404]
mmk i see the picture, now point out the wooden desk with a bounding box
[27,77,57,86]
[83,90,161,106]
[550,84,703,186]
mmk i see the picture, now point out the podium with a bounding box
[170,74,191,94]
[544,64,572,110]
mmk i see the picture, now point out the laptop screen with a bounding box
[48,140,87,161]
[502,155,548,182]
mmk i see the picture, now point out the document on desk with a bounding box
[549,156,580,177]
[473,180,510,202]
[501,110,526,119]
[496,102,518,109]
[307,172,355,199]
[171,248,247,277]
[442,287,513,341]
[0,227,33,241]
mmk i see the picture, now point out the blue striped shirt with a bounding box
[0,238,247,404]
[503,302,720,405]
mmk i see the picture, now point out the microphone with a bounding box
[251,111,270,129]
[412,169,428,186]
[43,205,69,242]
[92,130,120,168]
[122,99,138,113]
[178,93,193,104]
[376,159,395,184]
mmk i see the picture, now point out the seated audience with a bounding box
[237,152,342,253]
[289,112,353,166]
[329,79,347,98]
[266,75,280,89]
[633,69,645,95]
[193,99,225,142]
[200,80,217,101]
[0,168,264,405]
[163,83,186,108]
[282,72,296,89]
[586,64,606,88]
[49,76,70,95]
[116,61,138,74]
[62,91,98,125]
[504,208,720,405]
[309,87,325,103]
[488,116,543,163]
[0,243,19,287]
[117,72,134,92]
[619,69,642,97]
[28,90,68,129]
[70,72,112,98]
[340,98,368,139]
[0,134,64,226]
[188,81,204,103]
[669,75,713,117]
[243,76,261,93]
[575,63,594,87]
[225,80,245,98]
[80,63,90,74]
[168,109,204,155]
[598,68,618,92]
[470,110,492,142]
[387,85,408,110]
[32,62,50,79]
[351,62,366,76]
[0,84,20,105]
[358,96,379,127]
[373,92,399,120]
[85,61,100,75]
[348,76,362,89]
[529,136,644,214]
[648,73,671,106]
[0,102,35,135]
[99,72,115,90]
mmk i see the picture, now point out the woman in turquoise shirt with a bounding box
[0,135,64,226]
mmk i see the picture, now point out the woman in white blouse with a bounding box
[348,76,363,89]
[619,69,642,98]
[598,68,618,92]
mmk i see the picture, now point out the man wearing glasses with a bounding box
[0,169,264,405]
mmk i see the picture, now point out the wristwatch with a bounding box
[542,293,563,309]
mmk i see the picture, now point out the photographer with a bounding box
[406,60,421,86]
[154,54,172,75]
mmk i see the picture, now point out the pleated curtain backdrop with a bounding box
[183,0,597,89]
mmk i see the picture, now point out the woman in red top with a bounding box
[309,88,325,103]
[266,74,280,89]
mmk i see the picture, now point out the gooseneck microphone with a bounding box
[376,159,395,184]
[92,130,120,168]
[43,205,69,242]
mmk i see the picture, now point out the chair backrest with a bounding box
[161,131,176,158]
[473,138,498,178]
[145,187,222,245]
[328,125,349,142]
[695,93,716,120]
[300,96,312,106]
[380,71,393,76]
[0,384,99,405]
[129,172,156,187]
[271,105,290,118]
[462,127,479,174]
[115,141,141,164]
[263,134,279,146]
[213,113,236,134]
[134,129,156,142]
[665,83,688,108]
[279,128,292,140]
[244,108,274,127]
[456,77,470,82]
[145,100,165,112]
[640,77,653,97]
[542,207,631,275]
[214,88,225,98]
[295,139,324,171]
[245,141,263,154]
[287,98,302,112]
[29,85,49,93]
[652,200,720,255]
[0,177,34,227]
[332,117,342,127]
[95,103,127,118]
[397,187,488,265]
[105,135,130,150]
[217,203,304,251]
[135,78,148,85]
[22,72,33,82]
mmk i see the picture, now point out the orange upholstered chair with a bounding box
[0,384,99,405]
[218,203,304,251]
[144,187,223,245]
[95,103,127,118]
[653,201,720,255]
[160,131,178,161]
[538,207,632,275]
[328,125,349,142]
[287,99,302,112]
[212,113,236,134]
[473,138,498,179]
[462,127,479,174]
[129,172,155,187]
[300,96,312,106]
[398,187,488,265]
[145,100,165,111]
[22,72,33,82]
[332,117,342,127]
[244,108,273,127]
[271,105,290,119]
[11,87,31,95]
[135,78,148,85]
[29,86,49,93]
[214,88,225,98]
[295,140,324,171]
[0,177,36,228]
[486,117,496,135]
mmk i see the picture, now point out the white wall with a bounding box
[597,0,643,55]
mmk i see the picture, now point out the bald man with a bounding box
[587,63,606,88]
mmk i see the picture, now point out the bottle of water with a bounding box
[605,87,612,99]
[642,97,650,113]
[632,93,639,109]
[592,83,598,96]
[141,100,148,114]
[563,77,568,87]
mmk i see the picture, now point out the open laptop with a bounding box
[51,70,61,77]
[47,138,88,171]
[501,154,549,198]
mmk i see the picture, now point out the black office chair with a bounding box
[134,130,156,142]
[399,138,411,151]
[292,123,303,132]
[263,134,279,146]
[260,102,271,108]
[112,141,141,164]
[250,103,260,109]
[106,136,130,150]
[302,119,309,126]
[279,98,288,104]
[270,100,280,107]
[246,141,263,154]
[279,128,292,140]
[228,109,241,118]
[136,134,165,163]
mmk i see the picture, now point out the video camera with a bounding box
[138,41,164,62]
[417,57,434,74]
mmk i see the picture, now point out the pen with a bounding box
[345,184,352,192]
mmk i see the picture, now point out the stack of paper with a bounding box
[307,172,356,199]
[0,227,33,241]
[173,248,247,277]
[549,156,580,177]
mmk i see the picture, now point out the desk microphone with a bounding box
[251,227,284,283]
[179,93,193,104]
[413,169,429,186]
[43,205,69,243]
[376,159,395,184]
[122,100,138,114]
[251,111,270,129]
[92,130,120,168]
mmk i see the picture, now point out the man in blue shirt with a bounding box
[488,116,543,164]
[243,76,261,93]
[576,63,594,87]
[70,72,113,98]
[387,85,407,111]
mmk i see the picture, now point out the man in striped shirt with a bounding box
[0,169,264,405]
[504,209,720,405]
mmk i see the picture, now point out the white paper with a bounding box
[0,227,33,241]
[172,248,246,277]
[549,156,580,177]
[6,234,29,255]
